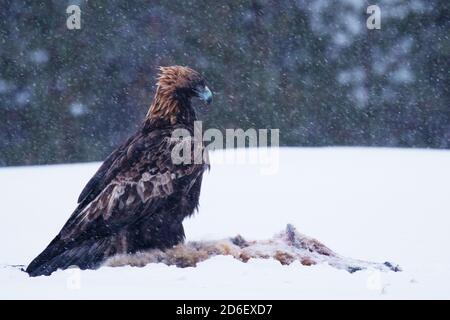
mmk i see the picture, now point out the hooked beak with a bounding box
[196,86,213,105]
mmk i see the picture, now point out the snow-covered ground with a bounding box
[1,147,450,299]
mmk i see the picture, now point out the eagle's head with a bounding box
[148,66,212,125]
[157,66,212,105]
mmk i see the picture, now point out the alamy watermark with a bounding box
[66,5,81,30]
[171,121,280,175]
[366,5,381,30]
[66,267,81,290]
[366,269,386,294]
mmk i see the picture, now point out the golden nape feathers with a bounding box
[147,66,208,124]
[156,66,202,91]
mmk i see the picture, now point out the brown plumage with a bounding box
[148,66,204,123]
[26,66,213,276]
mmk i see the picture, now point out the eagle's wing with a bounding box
[62,130,204,240]
[26,128,206,276]
[76,127,151,210]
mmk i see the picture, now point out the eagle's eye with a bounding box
[193,82,213,105]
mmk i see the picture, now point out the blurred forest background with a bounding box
[0,0,449,166]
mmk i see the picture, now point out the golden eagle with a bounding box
[26,66,212,276]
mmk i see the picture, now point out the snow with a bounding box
[1,147,450,299]
[69,102,88,117]
[29,49,49,64]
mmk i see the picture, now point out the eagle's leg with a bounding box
[127,212,186,253]
[126,187,200,252]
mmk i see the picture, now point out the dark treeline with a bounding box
[0,0,449,166]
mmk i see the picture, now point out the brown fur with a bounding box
[105,224,401,273]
